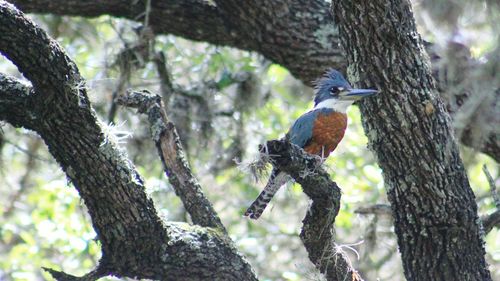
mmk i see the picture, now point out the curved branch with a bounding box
[0,2,84,107]
[0,74,36,129]
[264,139,363,281]
[10,0,340,84]
[116,90,226,231]
[9,0,228,45]
[0,3,256,280]
[1,0,160,260]
[482,210,500,234]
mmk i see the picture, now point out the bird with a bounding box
[244,69,378,219]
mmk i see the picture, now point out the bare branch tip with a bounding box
[116,89,162,114]
[483,164,499,209]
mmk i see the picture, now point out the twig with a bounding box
[143,0,151,28]
[153,51,175,106]
[481,164,500,233]
[482,210,500,234]
[43,266,106,281]
[2,138,51,162]
[483,164,499,209]
[355,204,393,216]
[107,67,130,124]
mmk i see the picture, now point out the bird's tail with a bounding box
[244,170,290,219]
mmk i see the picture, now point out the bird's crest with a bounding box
[313,69,351,106]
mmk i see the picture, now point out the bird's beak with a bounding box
[338,88,378,101]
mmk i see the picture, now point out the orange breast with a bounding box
[304,111,347,158]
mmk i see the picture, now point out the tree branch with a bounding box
[263,139,363,281]
[10,0,341,84]
[0,2,85,107]
[0,3,256,279]
[8,0,499,161]
[482,210,500,234]
[354,204,392,216]
[483,164,500,209]
[116,89,226,231]
[430,42,500,162]
[2,138,42,219]
[481,164,500,234]
[9,0,229,46]
[0,74,36,129]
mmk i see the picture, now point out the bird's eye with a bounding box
[329,87,338,95]
[330,87,345,95]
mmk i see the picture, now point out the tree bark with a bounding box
[331,1,491,280]
[264,140,363,281]
[0,2,256,280]
[8,0,499,161]
[116,90,227,231]
[7,0,340,84]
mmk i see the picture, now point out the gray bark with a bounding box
[0,2,256,280]
[331,0,492,280]
[264,140,363,281]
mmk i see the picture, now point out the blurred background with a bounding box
[0,0,498,280]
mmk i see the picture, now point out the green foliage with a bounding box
[1,169,100,280]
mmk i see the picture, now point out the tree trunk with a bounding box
[332,1,491,280]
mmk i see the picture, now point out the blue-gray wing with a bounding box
[286,111,318,148]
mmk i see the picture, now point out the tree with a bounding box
[1,0,498,280]
[332,1,492,279]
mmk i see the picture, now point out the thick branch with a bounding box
[264,139,363,281]
[1,0,162,263]
[116,90,226,231]
[0,2,85,108]
[10,0,340,84]
[9,0,228,46]
[0,74,36,129]
[0,3,256,280]
[8,0,499,161]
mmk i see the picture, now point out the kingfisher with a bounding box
[244,69,378,219]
